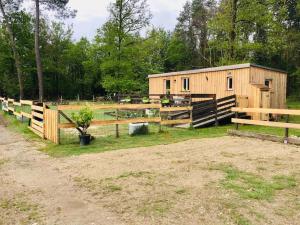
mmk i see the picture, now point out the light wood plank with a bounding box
[57,104,161,111]
[13,102,21,106]
[232,118,300,129]
[160,107,192,112]
[161,119,191,125]
[31,123,44,133]
[21,112,32,119]
[8,107,14,112]
[32,111,43,119]
[20,100,33,106]
[58,117,162,128]
[32,105,44,111]
[28,126,44,138]
[32,119,44,128]
[13,112,22,117]
[7,98,14,102]
[231,107,300,116]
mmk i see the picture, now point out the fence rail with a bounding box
[231,107,300,143]
[58,104,193,130]
[0,96,194,144]
[0,97,59,143]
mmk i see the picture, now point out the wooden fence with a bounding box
[0,97,59,144]
[192,95,236,128]
[57,104,193,128]
[231,107,300,144]
[0,97,193,144]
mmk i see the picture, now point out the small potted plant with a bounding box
[71,107,94,146]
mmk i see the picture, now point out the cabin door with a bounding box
[260,91,271,121]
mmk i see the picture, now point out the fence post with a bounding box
[235,112,239,130]
[284,115,289,144]
[158,107,162,132]
[214,95,219,126]
[116,109,119,138]
[57,110,60,144]
[43,103,46,139]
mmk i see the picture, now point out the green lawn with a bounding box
[43,125,231,157]
[0,111,40,141]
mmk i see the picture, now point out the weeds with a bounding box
[212,164,296,200]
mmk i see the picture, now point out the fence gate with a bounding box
[44,109,59,144]
[29,104,44,138]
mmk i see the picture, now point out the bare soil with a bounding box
[0,123,299,225]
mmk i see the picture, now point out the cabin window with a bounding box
[164,79,171,94]
[182,78,190,91]
[265,79,272,89]
[227,76,233,90]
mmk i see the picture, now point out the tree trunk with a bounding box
[117,0,123,79]
[229,0,238,59]
[34,0,44,102]
[0,0,24,99]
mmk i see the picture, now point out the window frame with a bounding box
[264,79,273,89]
[227,76,233,91]
[181,77,190,92]
[164,79,171,94]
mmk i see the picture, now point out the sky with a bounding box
[67,0,187,40]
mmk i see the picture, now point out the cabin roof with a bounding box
[148,63,286,78]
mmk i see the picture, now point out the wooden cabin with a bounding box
[148,63,287,120]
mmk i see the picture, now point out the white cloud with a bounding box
[64,0,187,39]
[69,0,111,22]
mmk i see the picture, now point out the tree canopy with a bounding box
[0,0,299,100]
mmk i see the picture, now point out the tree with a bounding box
[0,0,24,99]
[167,0,216,71]
[33,0,75,101]
[99,0,152,93]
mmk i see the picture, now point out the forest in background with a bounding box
[0,0,299,100]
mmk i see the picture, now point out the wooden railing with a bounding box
[0,97,59,144]
[231,107,300,143]
[192,95,236,128]
[57,104,193,129]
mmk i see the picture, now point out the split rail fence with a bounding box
[0,97,59,143]
[0,97,193,144]
[231,107,300,144]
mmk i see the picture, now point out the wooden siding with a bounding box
[149,65,287,119]
[149,68,250,98]
[249,67,287,109]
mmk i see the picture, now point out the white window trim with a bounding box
[227,76,233,91]
[182,77,190,92]
[265,79,273,89]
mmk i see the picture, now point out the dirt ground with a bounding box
[0,123,300,225]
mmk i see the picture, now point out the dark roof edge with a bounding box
[249,63,287,74]
[148,63,287,78]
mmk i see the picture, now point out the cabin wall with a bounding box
[149,66,287,113]
[249,67,287,109]
[149,68,251,100]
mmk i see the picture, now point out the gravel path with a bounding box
[0,120,299,225]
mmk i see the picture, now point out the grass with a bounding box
[0,111,40,141]
[43,125,231,157]
[212,164,297,200]
[138,199,172,216]
[0,196,42,224]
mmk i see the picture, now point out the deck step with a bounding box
[193,112,235,128]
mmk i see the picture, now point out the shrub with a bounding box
[71,107,94,135]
